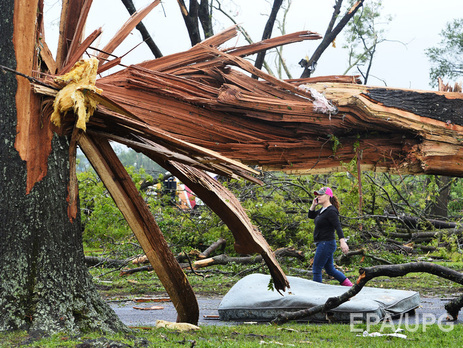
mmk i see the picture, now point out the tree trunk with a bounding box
[253,0,283,76]
[0,0,126,334]
[428,176,451,218]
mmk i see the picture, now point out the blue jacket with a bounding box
[308,205,344,242]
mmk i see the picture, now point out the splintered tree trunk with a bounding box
[0,0,126,333]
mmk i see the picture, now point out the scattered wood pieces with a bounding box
[132,255,149,264]
[133,305,164,310]
[134,298,171,303]
[203,315,220,320]
[155,320,200,331]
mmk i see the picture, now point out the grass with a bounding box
[1,258,463,347]
[91,257,463,298]
[2,322,462,347]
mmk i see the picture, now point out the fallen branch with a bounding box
[120,247,304,276]
[85,256,129,268]
[336,249,393,265]
[272,262,463,324]
[386,228,463,242]
[120,265,153,276]
[398,215,458,230]
[199,238,226,258]
[193,254,262,269]
[193,247,304,269]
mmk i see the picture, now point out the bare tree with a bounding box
[300,0,364,78]
[121,0,163,58]
[177,0,214,45]
[253,0,284,77]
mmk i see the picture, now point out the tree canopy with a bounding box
[426,18,463,87]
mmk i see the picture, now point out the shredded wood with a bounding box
[91,30,463,176]
[51,57,101,131]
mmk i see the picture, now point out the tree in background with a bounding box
[299,0,364,78]
[426,18,463,87]
[342,0,392,85]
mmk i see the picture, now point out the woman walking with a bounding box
[308,187,353,286]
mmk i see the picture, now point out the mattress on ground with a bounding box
[218,273,420,322]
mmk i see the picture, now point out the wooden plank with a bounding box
[67,128,79,221]
[60,28,103,74]
[77,132,200,325]
[97,57,122,74]
[36,0,57,74]
[63,0,93,68]
[56,0,86,69]
[38,38,57,74]
[13,0,55,194]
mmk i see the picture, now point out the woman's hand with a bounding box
[339,238,349,254]
[309,197,318,210]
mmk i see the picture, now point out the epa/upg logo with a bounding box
[350,312,454,334]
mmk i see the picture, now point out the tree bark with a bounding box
[198,0,213,38]
[0,0,126,334]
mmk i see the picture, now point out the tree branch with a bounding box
[177,0,202,46]
[198,0,213,38]
[301,0,364,77]
[253,0,283,77]
[120,0,163,58]
[273,262,463,324]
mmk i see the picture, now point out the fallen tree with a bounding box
[91,38,463,177]
[119,247,304,276]
[192,247,305,269]
[85,256,130,268]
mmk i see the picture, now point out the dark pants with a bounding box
[313,239,347,283]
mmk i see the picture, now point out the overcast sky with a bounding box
[43,0,462,90]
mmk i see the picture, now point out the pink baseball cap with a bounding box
[314,187,333,197]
